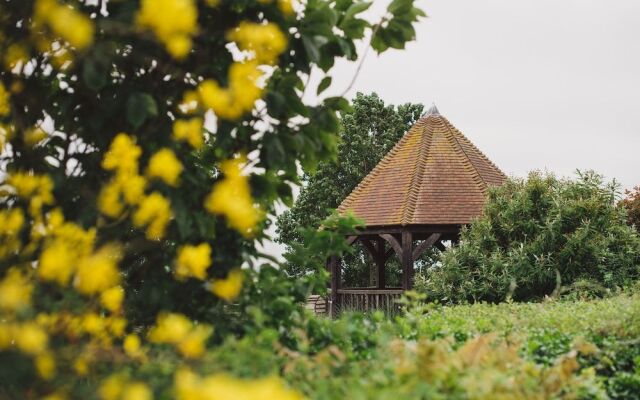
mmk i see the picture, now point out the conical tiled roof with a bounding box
[338,110,506,227]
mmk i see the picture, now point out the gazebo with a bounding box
[328,106,506,315]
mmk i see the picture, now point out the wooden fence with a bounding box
[333,288,404,317]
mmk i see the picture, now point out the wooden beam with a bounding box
[401,230,413,290]
[376,237,386,289]
[359,238,378,259]
[412,233,442,261]
[435,241,446,252]
[383,247,395,262]
[329,255,340,318]
[380,233,403,258]
[346,235,358,246]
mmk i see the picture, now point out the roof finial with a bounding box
[425,102,440,117]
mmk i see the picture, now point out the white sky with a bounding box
[262,0,640,260]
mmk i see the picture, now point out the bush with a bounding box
[622,186,640,232]
[418,171,640,303]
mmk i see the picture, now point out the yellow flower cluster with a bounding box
[0,321,49,356]
[74,245,122,295]
[99,134,174,239]
[3,43,29,71]
[7,172,54,217]
[100,374,153,400]
[198,62,264,120]
[0,208,24,259]
[227,22,288,65]
[0,82,10,116]
[205,157,261,236]
[136,0,198,59]
[24,126,47,147]
[33,0,95,50]
[174,369,304,400]
[36,311,126,345]
[172,117,204,149]
[146,148,183,186]
[258,0,296,16]
[175,243,212,280]
[210,269,244,302]
[132,192,173,240]
[0,268,32,312]
[148,313,213,359]
[0,123,13,153]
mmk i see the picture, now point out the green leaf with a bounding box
[126,93,158,129]
[317,76,332,95]
[82,59,108,91]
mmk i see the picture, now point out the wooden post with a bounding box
[376,237,386,289]
[401,230,413,290]
[329,255,340,317]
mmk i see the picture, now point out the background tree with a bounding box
[622,186,640,232]
[417,171,640,303]
[276,92,423,285]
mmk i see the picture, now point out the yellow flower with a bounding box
[204,158,260,236]
[146,148,183,186]
[0,82,11,116]
[123,334,142,357]
[99,374,126,400]
[35,352,56,380]
[175,243,211,280]
[0,268,32,311]
[136,0,198,59]
[278,0,295,15]
[0,123,14,152]
[210,269,244,302]
[100,286,124,313]
[172,118,204,149]
[176,324,212,359]
[148,313,192,344]
[39,240,75,285]
[16,322,48,355]
[132,192,173,240]
[34,0,94,49]
[24,127,47,147]
[122,382,153,400]
[98,180,125,218]
[102,134,142,176]
[0,209,24,259]
[177,90,200,115]
[107,317,127,338]
[198,62,264,120]
[73,245,122,295]
[227,22,288,65]
[119,174,147,205]
[3,43,29,71]
[81,312,104,336]
[73,356,90,376]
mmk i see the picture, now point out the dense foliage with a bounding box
[417,171,640,303]
[276,92,423,285]
[0,0,425,397]
[622,186,640,233]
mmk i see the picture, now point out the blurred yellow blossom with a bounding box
[3,43,29,71]
[149,313,212,358]
[210,269,243,302]
[278,0,295,15]
[0,268,32,311]
[175,243,211,280]
[198,62,264,120]
[0,208,24,259]
[136,0,198,59]
[7,172,54,216]
[74,245,122,295]
[174,369,304,400]
[119,174,147,205]
[102,134,142,176]
[146,148,183,186]
[24,127,47,147]
[34,0,95,49]
[0,82,11,116]
[0,123,14,152]
[172,118,204,149]
[205,157,260,236]
[123,334,142,358]
[73,356,90,376]
[35,352,56,380]
[16,322,49,355]
[99,374,126,400]
[227,22,288,65]
[100,286,124,313]
[132,192,172,240]
[122,383,153,400]
[39,240,75,285]
[98,180,125,218]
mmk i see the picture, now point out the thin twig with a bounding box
[339,19,386,98]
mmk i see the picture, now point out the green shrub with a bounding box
[418,171,640,303]
[622,186,640,233]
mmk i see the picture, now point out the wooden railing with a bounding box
[333,288,404,316]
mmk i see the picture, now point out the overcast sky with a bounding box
[263,0,640,260]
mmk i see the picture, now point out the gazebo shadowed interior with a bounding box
[328,106,506,316]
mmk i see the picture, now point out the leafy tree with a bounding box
[622,186,640,232]
[276,92,423,284]
[0,0,424,397]
[417,171,640,303]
